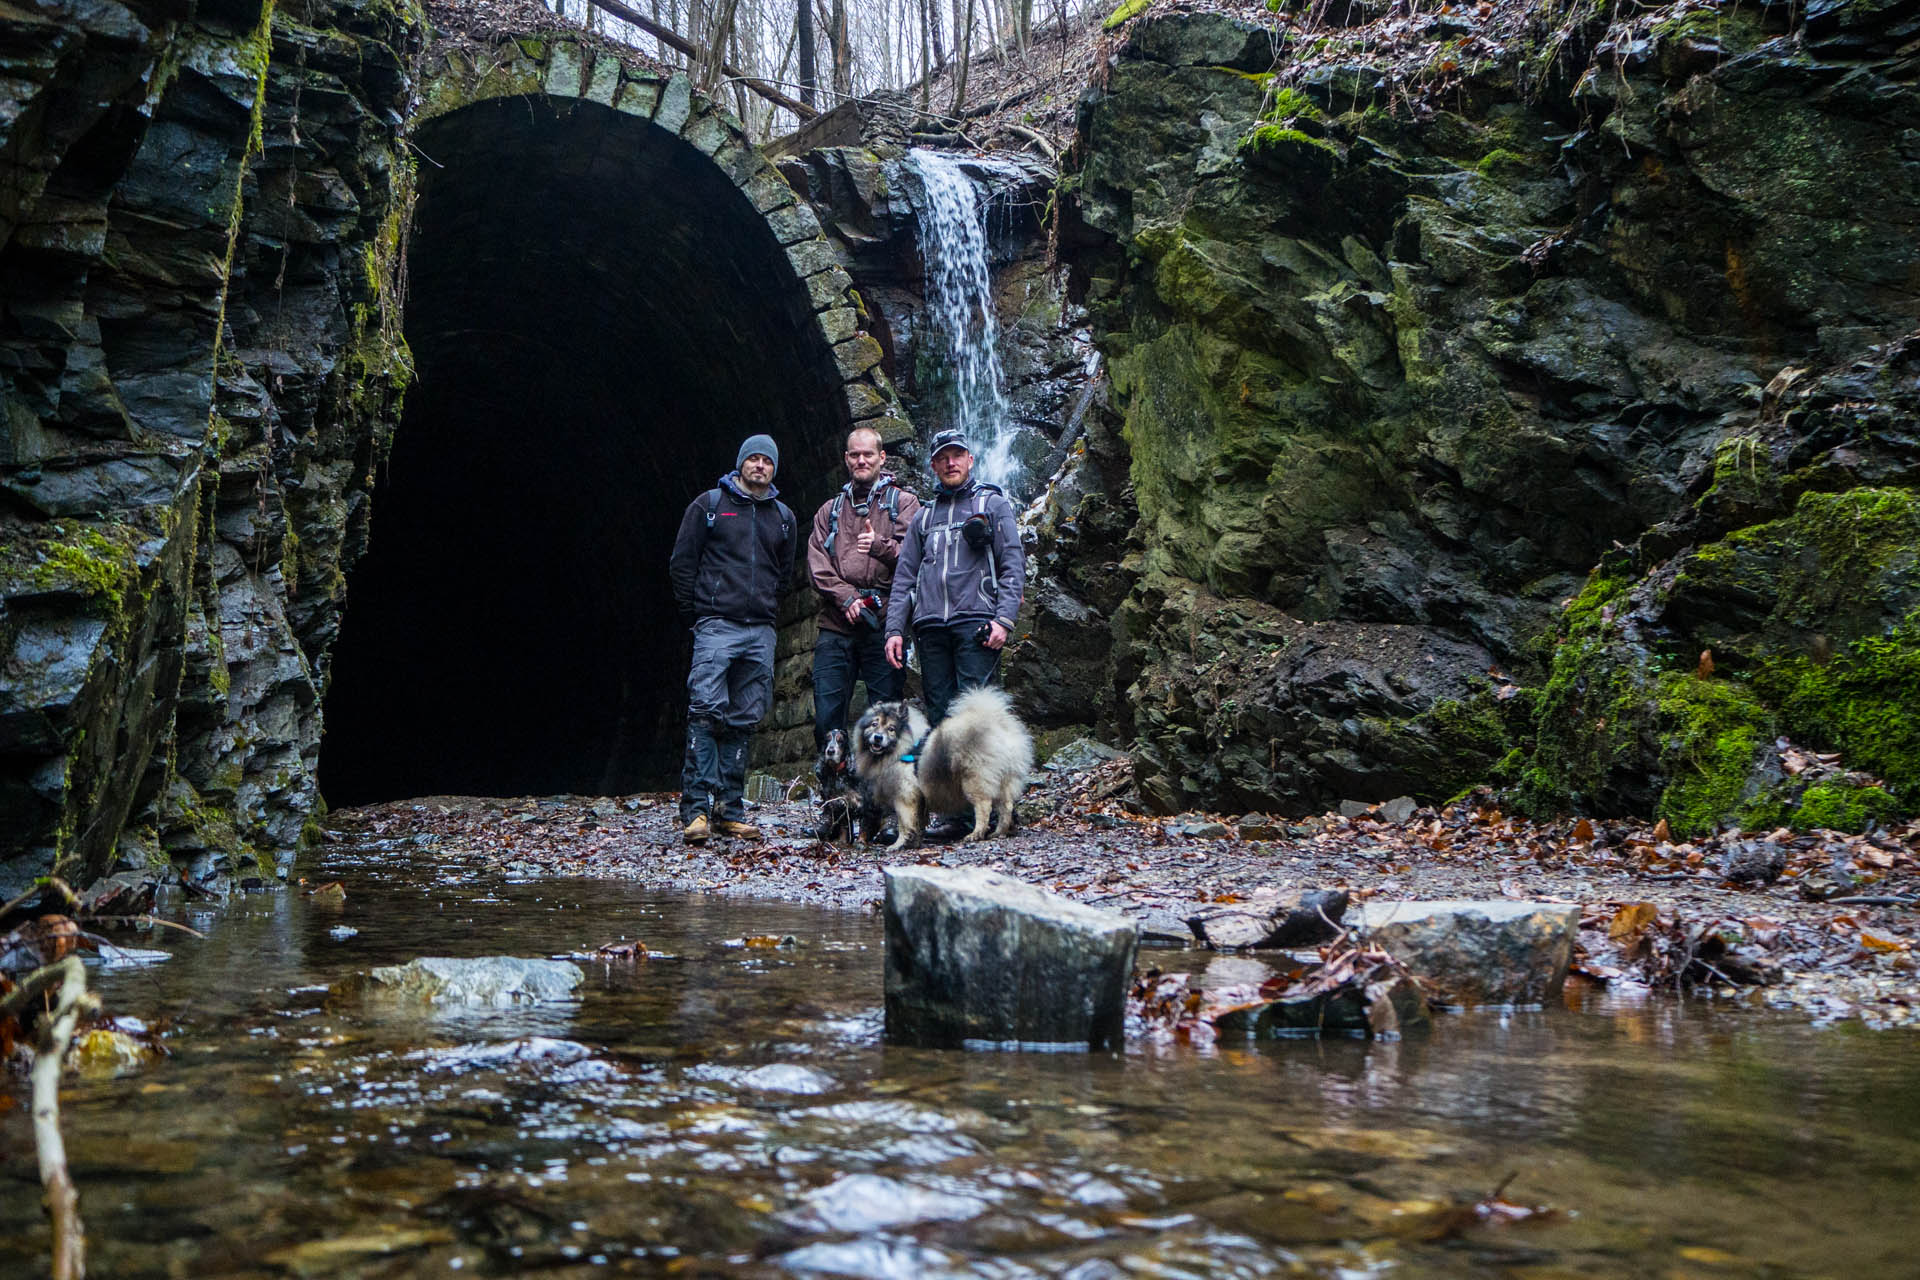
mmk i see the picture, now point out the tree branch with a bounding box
[580,0,819,119]
[24,956,94,1280]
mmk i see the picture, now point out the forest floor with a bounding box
[331,756,1920,1031]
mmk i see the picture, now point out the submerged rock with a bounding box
[1188,889,1349,950]
[1354,901,1578,1007]
[337,957,583,1006]
[883,866,1137,1050]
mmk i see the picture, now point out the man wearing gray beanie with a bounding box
[668,435,795,843]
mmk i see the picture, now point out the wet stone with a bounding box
[339,956,584,1006]
[1354,900,1578,1007]
[883,866,1138,1050]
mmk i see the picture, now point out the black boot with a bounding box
[680,717,721,833]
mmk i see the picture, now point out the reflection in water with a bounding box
[4,842,1918,1277]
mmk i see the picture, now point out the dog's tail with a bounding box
[947,686,1015,720]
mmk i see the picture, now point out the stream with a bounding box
[3,837,1917,1277]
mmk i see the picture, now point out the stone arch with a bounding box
[320,37,904,803]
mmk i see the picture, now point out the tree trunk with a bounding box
[830,0,851,96]
[949,0,975,116]
[796,0,817,108]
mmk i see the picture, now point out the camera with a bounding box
[961,514,992,552]
[973,622,994,647]
[851,592,885,634]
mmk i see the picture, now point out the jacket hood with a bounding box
[720,471,781,502]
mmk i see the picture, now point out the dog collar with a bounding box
[899,733,930,765]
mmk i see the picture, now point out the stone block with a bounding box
[583,52,620,106]
[741,168,797,213]
[864,414,916,445]
[1354,900,1578,1006]
[831,333,884,381]
[614,75,660,118]
[808,265,854,312]
[653,73,693,133]
[784,237,839,279]
[544,41,584,99]
[883,866,1138,1050]
[710,138,761,186]
[681,108,731,156]
[843,379,890,422]
[816,305,858,346]
[764,201,823,246]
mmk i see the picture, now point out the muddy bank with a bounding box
[332,765,1920,1030]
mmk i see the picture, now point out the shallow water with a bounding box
[5,841,1918,1278]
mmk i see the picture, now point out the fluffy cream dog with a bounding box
[851,688,1034,850]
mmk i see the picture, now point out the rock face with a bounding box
[1355,900,1579,1007]
[883,865,1138,1049]
[1060,3,1920,827]
[0,0,416,893]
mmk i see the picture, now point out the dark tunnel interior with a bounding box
[321,97,845,805]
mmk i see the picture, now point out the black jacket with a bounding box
[668,472,797,626]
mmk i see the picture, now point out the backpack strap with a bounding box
[699,489,722,528]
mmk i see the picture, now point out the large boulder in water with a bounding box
[883,866,1138,1050]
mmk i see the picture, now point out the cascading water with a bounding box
[906,148,1021,492]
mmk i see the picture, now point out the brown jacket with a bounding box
[807,475,922,635]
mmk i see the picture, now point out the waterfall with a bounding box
[906,148,1020,492]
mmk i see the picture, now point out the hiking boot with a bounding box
[923,812,972,842]
[712,818,763,841]
[683,814,710,844]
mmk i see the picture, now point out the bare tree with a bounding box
[796,0,817,106]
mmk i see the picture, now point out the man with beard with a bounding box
[806,426,922,753]
[883,429,1024,725]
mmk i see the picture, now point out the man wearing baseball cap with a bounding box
[667,434,796,843]
[883,428,1025,724]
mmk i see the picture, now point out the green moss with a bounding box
[1653,672,1772,837]
[1103,0,1151,30]
[1756,608,1920,802]
[1791,779,1902,832]
[1239,124,1341,159]
[1475,147,1529,176]
[1266,87,1322,122]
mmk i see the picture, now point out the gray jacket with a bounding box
[884,478,1024,636]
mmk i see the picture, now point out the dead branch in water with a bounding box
[5,957,96,1279]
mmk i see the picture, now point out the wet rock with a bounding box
[1169,818,1231,839]
[1354,901,1579,1007]
[1044,738,1125,773]
[338,957,584,1006]
[1719,840,1787,886]
[883,866,1138,1050]
[1217,973,1432,1039]
[1188,889,1349,950]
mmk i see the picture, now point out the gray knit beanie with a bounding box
[736,433,779,473]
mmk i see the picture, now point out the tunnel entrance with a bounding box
[321,96,846,805]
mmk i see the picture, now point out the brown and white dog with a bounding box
[851,689,1033,850]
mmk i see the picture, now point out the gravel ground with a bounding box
[333,761,1920,1030]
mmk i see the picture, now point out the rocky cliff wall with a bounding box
[1061,0,1920,829]
[0,0,415,893]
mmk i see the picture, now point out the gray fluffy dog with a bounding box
[851,688,1034,851]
